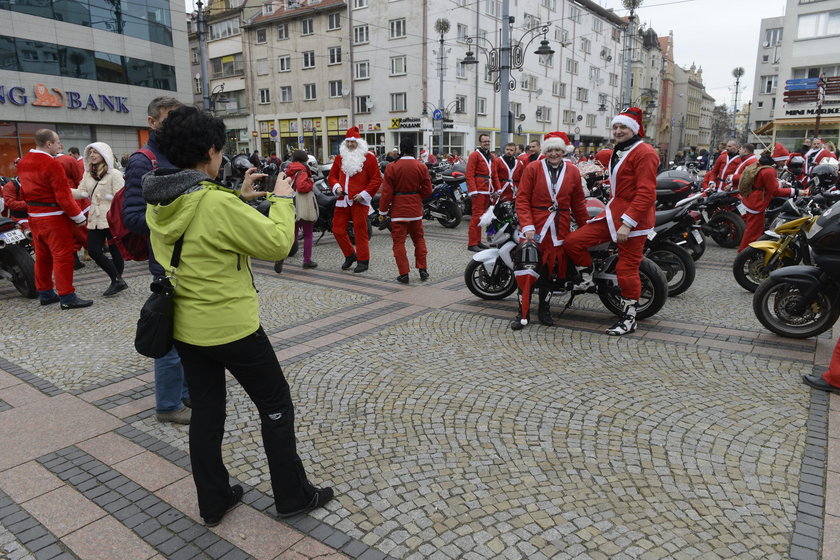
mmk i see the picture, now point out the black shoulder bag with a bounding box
[134,234,184,358]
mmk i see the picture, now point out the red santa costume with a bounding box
[17,149,85,298]
[564,108,658,335]
[379,147,433,280]
[2,177,27,223]
[492,153,522,202]
[737,149,801,252]
[327,126,383,270]
[465,144,500,248]
[805,141,833,175]
[702,150,741,190]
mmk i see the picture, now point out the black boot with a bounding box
[353,260,369,273]
[341,253,357,270]
[537,287,554,326]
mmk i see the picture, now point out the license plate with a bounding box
[0,229,25,244]
[691,229,703,243]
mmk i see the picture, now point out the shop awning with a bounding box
[754,117,840,135]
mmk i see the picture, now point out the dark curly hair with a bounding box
[156,106,226,169]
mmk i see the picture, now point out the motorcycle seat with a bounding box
[654,207,684,226]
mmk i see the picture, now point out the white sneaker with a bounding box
[606,314,637,336]
[572,272,595,292]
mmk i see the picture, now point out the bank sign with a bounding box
[0,83,129,113]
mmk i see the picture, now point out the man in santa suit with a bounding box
[512,140,545,197]
[492,142,521,203]
[328,126,383,273]
[513,131,589,330]
[378,137,433,284]
[564,108,658,336]
[737,147,806,252]
[465,133,500,251]
[17,129,91,308]
[702,139,740,191]
[804,137,833,175]
[729,143,759,191]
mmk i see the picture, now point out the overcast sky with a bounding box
[598,0,788,107]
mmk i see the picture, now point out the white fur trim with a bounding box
[611,114,640,134]
[541,137,567,154]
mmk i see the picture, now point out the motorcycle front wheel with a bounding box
[753,278,840,339]
[597,258,668,319]
[436,200,463,228]
[732,247,796,293]
[2,244,36,298]
[707,210,745,248]
[647,242,695,297]
[464,259,516,300]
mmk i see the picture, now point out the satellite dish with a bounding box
[367,100,375,109]
[762,41,770,47]
[535,88,543,96]
[194,73,201,80]
[518,113,526,121]
[341,86,350,96]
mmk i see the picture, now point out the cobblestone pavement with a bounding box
[0,222,838,560]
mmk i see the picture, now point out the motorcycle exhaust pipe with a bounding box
[24,229,33,242]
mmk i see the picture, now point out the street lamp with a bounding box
[622,0,643,108]
[432,18,450,157]
[732,66,745,138]
[209,83,229,114]
[461,1,555,146]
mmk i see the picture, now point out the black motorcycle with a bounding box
[0,217,36,298]
[753,199,840,338]
[645,194,703,296]
[695,190,745,249]
[423,183,463,228]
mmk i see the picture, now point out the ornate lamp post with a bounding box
[732,66,744,138]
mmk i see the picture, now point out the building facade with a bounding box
[0,0,192,178]
[656,32,675,159]
[749,16,784,137]
[623,24,662,147]
[668,63,707,156]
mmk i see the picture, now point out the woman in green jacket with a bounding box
[143,106,333,527]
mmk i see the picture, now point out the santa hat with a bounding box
[541,131,570,154]
[771,142,789,162]
[345,126,361,140]
[611,107,645,138]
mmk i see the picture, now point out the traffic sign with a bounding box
[269,129,278,137]
[432,109,443,120]
[785,78,819,86]
[785,84,819,91]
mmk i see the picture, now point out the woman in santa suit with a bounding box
[564,108,658,336]
[513,131,589,330]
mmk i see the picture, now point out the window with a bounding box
[193,76,201,94]
[191,48,199,64]
[576,87,588,102]
[209,19,239,40]
[354,25,369,44]
[390,92,407,111]
[456,60,467,79]
[353,0,368,8]
[278,55,290,72]
[760,75,778,94]
[329,80,343,97]
[262,3,272,15]
[612,27,621,42]
[356,95,371,113]
[329,46,342,65]
[390,55,406,75]
[562,109,576,124]
[354,60,370,79]
[510,102,522,119]
[523,14,540,29]
[555,27,569,44]
[569,6,581,24]
[301,18,313,35]
[484,65,494,82]
[277,23,288,40]
[589,66,600,81]
[566,58,578,75]
[256,28,266,44]
[598,93,607,107]
[304,83,316,100]
[279,86,292,102]
[580,37,591,53]
[797,11,840,38]
[484,0,499,16]
[211,53,244,78]
[302,51,315,69]
[757,101,764,108]
[536,106,551,122]
[457,24,468,42]
[592,17,603,33]
[477,97,487,115]
[521,74,536,90]
[762,54,769,63]
[541,0,556,9]
[552,81,566,97]
[259,88,270,104]
[390,18,406,39]
[455,95,467,113]
[328,13,341,31]
[609,72,618,86]
[765,27,783,45]
[586,114,596,127]
[256,58,268,75]
[600,47,612,61]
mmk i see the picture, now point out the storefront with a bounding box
[355,121,386,156]
[755,106,840,151]
[277,118,299,158]
[326,116,350,156]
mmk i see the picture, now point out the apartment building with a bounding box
[657,32,675,158]
[750,16,784,136]
[623,24,662,146]
[669,63,707,152]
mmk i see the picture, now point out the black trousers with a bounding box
[87,228,123,281]
[174,327,316,519]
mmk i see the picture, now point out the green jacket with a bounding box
[144,175,295,346]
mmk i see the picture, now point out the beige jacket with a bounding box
[71,142,125,230]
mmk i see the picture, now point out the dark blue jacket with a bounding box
[122,134,174,277]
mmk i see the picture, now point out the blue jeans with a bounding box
[154,346,190,413]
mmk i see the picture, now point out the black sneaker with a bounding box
[276,487,334,519]
[302,261,318,269]
[203,485,244,527]
[419,269,429,281]
[802,374,840,395]
[341,254,357,270]
[60,296,93,310]
[396,274,409,284]
[102,278,128,297]
[39,293,60,306]
[353,260,369,273]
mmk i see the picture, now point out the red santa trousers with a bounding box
[738,212,765,252]
[28,215,77,296]
[333,203,371,261]
[564,220,646,301]
[823,336,840,388]
[390,221,427,275]
[468,194,491,246]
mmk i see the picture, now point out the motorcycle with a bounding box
[753,199,840,339]
[0,217,36,298]
[464,202,668,320]
[645,193,703,296]
[656,169,698,210]
[423,182,463,228]
[695,190,746,248]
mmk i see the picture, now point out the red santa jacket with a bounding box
[703,152,740,189]
[805,147,833,174]
[741,165,795,214]
[327,151,382,207]
[730,154,758,190]
[2,179,27,219]
[589,140,658,239]
[55,154,83,187]
[492,156,522,202]
[379,157,433,221]
[286,161,314,194]
[17,150,83,220]
[517,159,589,248]
[466,149,499,195]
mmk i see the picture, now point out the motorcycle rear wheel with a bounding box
[436,200,463,228]
[732,247,797,293]
[464,259,516,300]
[707,210,745,248]
[597,258,668,320]
[2,244,36,299]
[647,242,695,297]
[753,278,840,339]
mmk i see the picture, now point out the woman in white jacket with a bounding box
[72,142,127,296]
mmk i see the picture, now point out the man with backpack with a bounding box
[121,96,192,425]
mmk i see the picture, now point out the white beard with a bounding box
[339,138,369,176]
